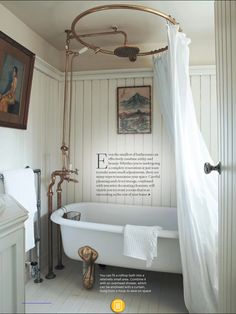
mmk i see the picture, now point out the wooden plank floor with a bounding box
[25,256,188,313]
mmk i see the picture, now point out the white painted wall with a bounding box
[0,59,62,212]
[0,59,62,265]
[0,4,61,70]
[0,3,64,265]
[66,66,218,207]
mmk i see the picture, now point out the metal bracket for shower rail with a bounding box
[204,162,222,175]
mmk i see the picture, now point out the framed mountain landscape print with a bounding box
[117,85,151,134]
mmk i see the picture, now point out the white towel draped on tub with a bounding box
[3,168,37,252]
[123,224,162,267]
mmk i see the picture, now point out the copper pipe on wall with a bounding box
[62,51,69,149]
[45,33,81,278]
[55,176,65,270]
[46,28,81,279]
[68,53,76,165]
[45,172,57,279]
[62,30,82,170]
[45,169,78,279]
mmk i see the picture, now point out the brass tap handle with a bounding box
[70,168,79,175]
[69,178,79,183]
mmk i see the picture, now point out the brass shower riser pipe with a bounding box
[45,173,56,279]
[62,45,80,170]
[45,170,78,280]
[55,177,65,270]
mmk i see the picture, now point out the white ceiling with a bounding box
[1,0,214,52]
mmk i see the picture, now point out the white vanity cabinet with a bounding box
[0,194,28,313]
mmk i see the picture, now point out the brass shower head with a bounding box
[114,45,140,62]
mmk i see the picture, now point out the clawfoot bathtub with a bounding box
[51,202,182,273]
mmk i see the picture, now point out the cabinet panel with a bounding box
[0,228,25,314]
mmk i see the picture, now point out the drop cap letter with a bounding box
[97,153,108,169]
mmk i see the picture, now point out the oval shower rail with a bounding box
[70,4,181,59]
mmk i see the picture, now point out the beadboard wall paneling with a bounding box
[0,62,62,212]
[67,68,217,207]
[0,58,63,266]
[190,74,218,163]
[0,63,216,210]
[215,2,236,312]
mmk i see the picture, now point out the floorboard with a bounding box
[25,256,188,313]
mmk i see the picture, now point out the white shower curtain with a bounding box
[153,24,218,313]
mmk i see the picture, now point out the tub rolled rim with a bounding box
[50,207,179,239]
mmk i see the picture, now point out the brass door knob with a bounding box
[204,162,221,174]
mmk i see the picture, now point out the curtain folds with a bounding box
[153,24,218,313]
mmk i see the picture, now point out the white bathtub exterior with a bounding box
[51,202,182,273]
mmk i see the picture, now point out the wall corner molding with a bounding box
[189,65,216,76]
[35,56,62,81]
[71,68,154,80]
[33,58,216,82]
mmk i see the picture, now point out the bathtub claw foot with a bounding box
[78,246,98,289]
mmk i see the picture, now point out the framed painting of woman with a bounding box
[0,31,35,129]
